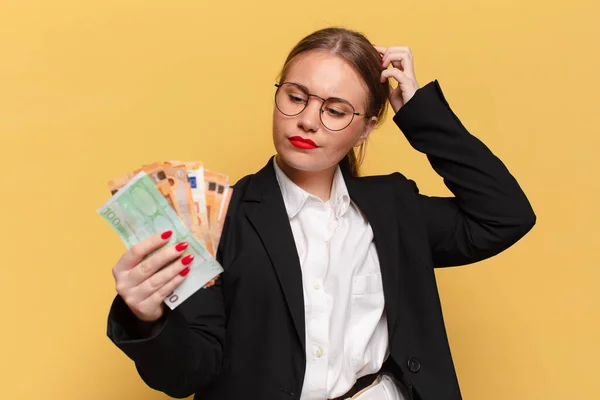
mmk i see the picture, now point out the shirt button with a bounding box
[313,281,321,290]
[316,347,325,358]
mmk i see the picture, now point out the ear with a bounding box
[353,116,378,147]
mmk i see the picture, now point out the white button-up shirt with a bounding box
[273,159,403,400]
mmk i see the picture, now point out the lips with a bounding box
[289,136,318,150]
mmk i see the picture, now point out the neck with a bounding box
[275,155,335,202]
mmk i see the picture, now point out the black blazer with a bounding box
[107,80,536,400]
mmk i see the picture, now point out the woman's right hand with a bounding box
[112,230,194,322]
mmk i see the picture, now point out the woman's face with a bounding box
[272,50,377,174]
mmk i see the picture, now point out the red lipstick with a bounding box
[289,136,318,150]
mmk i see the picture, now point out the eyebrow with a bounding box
[290,81,352,104]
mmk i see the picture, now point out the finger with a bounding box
[114,230,174,274]
[385,46,412,55]
[391,50,414,78]
[127,241,190,287]
[136,270,190,315]
[380,68,410,86]
[376,45,412,60]
[134,253,195,301]
[383,53,417,80]
[373,45,387,55]
[381,50,410,69]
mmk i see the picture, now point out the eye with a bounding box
[325,107,347,118]
[288,94,306,104]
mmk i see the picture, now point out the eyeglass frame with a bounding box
[274,82,368,131]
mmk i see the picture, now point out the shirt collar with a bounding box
[273,157,351,219]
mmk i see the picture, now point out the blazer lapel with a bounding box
[343,169,403,339]
[243,157,306,351]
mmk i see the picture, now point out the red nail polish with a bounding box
[161,230,173,239]
[175,242,188,252]
[181,254,194,265]
[179,267,190,277]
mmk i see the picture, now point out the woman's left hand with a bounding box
[374,45,420,113]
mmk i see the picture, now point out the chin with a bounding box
[276,148,338,174]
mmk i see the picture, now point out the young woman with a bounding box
[107,27,536,400]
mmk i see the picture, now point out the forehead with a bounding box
[284,50,368,104]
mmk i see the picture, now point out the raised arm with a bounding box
[392,79,536,267]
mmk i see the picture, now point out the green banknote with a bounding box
[97,171,223,309]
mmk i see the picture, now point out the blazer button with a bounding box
[408,357,421,373]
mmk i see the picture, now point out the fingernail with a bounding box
[181,254,195,266]
[179,267,190,277]
[175,242,188,252]
[161,230,173,240]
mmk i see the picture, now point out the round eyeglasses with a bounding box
[274,82,366,131]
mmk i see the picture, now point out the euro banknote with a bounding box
[97,171,224,309]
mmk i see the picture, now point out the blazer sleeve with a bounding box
[106,278,226,398]
[392,80,536,268]
[105,175,251,397]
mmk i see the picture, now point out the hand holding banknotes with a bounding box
[98,160,231,310]
[112,230,194,322]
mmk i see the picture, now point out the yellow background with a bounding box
[1,0,598,399]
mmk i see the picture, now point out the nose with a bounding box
[297,96,322,133]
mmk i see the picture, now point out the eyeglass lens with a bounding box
[275,83,355,131]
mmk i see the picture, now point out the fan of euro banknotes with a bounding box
[96,160,232,309]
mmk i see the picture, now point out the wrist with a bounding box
[135,310,167,338]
